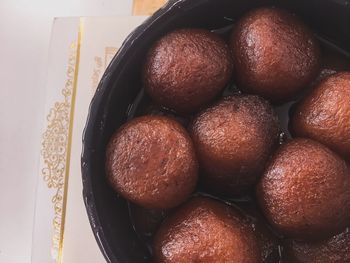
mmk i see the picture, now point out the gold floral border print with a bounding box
[40,20,82,263]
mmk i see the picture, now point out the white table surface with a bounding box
[0,1,133,262]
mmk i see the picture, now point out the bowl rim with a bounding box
[81,1,188,262]
[81,0,350,261]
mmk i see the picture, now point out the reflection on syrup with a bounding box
[128,203,168,256]
[125,24,350,263]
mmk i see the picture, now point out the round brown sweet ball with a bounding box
[257,138,350,240]
[143,28,233,113]
[284,228,350,263]
[230,7,320,102]
[189,95,279,196]
[153,197,261,263]
[291,72,350,159]
[105,115,198,209]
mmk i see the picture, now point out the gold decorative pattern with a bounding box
[91,56,102,92]
[91,47,118,94]
[40,20,83,263]
[104,46,118,68]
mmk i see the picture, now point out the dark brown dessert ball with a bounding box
[230,7,320,102]
[190,95,279,196]
[291,72,350,159]
[153,197,261,263]
[284,227,350,263]
[143,28,233,113]
[257,138,350,240]
[106,115,198,209]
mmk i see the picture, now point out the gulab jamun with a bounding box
[291,72,350,159]
[106,115,198,209]
[257,138,350,240]
[143,28,233,113]
[230,7,320,102]
[190,95,279,196]
[284,227,350,263]
[153,197,261,263]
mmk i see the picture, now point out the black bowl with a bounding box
[81,0,350,262]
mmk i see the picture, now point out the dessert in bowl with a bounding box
[82,0,350,262]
